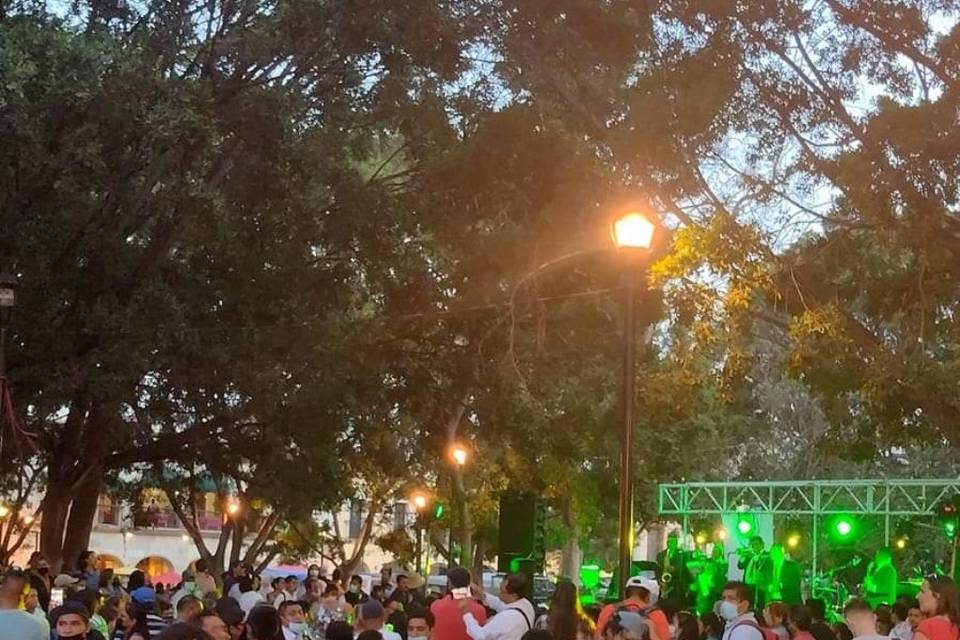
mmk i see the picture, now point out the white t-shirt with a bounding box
[239,590,266,614]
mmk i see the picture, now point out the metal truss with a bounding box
[658,479,960,517]
[659,479,960,573]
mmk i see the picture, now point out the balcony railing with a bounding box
[99,507,223,531]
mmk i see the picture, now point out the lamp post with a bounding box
[611,212,655,597]
[0,270,18,396]
[411,492,428,574]
[448,443,469,566]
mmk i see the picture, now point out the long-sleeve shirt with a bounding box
[462,596,534,640]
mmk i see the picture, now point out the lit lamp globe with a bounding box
[612,213,655,249]
[412,494,428,511]
[451,445,468,467]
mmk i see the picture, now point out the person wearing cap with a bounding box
[597,577,670,640]
[131,585,168,637]
[56,572,83,592]
[52,601,93,639]
[0,567,46,640]
[358,599,403,640]
[458,573,535,640]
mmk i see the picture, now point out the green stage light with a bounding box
[737,515,754,535]
[433,503,445,519]
[836,519,852,536]
[826,514,860,544]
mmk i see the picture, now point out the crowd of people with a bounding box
[0,550,959,640]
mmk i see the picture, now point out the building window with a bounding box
[97,495,118,526]
[393,502,408,531]
[348,500,364,539]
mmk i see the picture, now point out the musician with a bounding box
[862,547,898,609]
[738,537,767,583]
[693,546,728,615]
[758,544,802,605]
[657,532,690,604]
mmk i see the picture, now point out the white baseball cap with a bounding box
[624,576,660,603]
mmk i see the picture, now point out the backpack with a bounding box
[729,619,779,640]
[615,603,659,627]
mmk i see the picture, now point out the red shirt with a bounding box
[431,596,488,640]
[918,617,959,640]
[597,602,671,640]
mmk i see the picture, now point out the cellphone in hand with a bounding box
[452,587,471,600]
[50,588,64,609]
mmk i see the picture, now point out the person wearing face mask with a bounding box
[52,601,94,640]
[719,583,765,640]
[347,575,370,607]
[315,584,351,628]
[279,601,310,640]
[27,552,52,612]
[408,608,435,640]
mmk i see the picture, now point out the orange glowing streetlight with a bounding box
[411,492,428,511]
[225,500,241,517]
[612,212,656,249]
[450,444,468,467]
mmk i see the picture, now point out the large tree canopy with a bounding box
[1,0,960,571]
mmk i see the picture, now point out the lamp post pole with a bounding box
[618,271,637,598]
[610,211,655,598]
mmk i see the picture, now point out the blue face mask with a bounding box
[720,601,739,621]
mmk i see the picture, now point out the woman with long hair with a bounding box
[537,581,596,640]
[915,576,960,640]
[124,602,153,640]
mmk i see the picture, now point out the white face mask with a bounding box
[289,622,309,634]
[719,601,739,621]
[409,635,429,640]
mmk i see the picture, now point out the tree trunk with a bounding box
[561,538,583,583]
[471,538,486,580]
[39,484,71,573]
[559,498,581,582]
[61,465,104,571]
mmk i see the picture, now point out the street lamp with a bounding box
[410,492,429,574]
[450,444,468,467]
[0,270,18,391]
[611,210,655,597]
[225,500,241,517]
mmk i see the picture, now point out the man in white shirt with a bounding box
[357,600,403,640]
[238,577,266,616]
[844,598,889,640]
[720,582,765,640]
[279,601,311,640]
[459,573,535,640]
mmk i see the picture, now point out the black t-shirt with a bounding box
[345,590,369,607]
[811,621,839,640]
